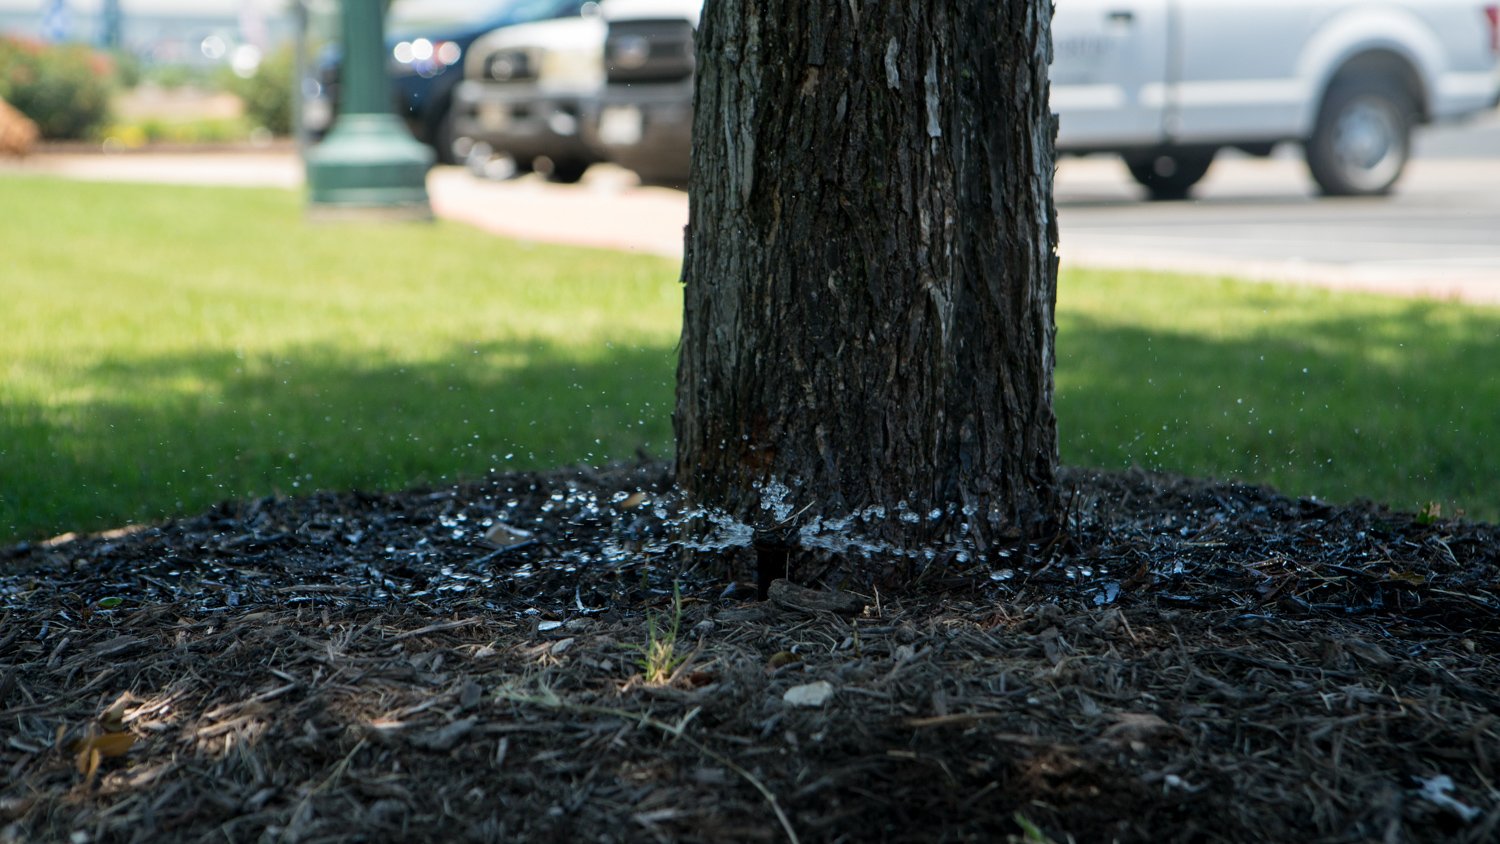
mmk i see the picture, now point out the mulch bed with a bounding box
[2,464,1497,843]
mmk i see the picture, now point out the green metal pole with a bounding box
[306,0,433,218]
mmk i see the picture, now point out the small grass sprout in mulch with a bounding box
[630,580,691,686]
[1,463,1498,843]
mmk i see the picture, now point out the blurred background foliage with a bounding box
[228,44,294,136]
[0,33,294,143]
[0,36,113,139]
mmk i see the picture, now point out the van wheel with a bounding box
[1123,149,1216,200]
[541,157,591,184]
[1306,78,1412,196]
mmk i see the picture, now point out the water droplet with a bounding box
[1093,582,1120,605]
[759,478,795,522]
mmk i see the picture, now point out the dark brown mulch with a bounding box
[2,464,1497,844]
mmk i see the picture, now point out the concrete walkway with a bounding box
[5,146,1498,306]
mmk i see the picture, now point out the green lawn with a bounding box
[1056,273,1500,521]
[2,176,1496,542]
[0,176,682,542]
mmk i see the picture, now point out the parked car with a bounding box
[451,6,606,182]
[304,0,591,164]
[581,0,699,187]
[585,0,1500,198]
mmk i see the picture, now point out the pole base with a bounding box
[306,114,434,216]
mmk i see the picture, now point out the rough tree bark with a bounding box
[674,0,1059,575]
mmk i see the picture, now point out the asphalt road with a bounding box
[1055,112,1500,301]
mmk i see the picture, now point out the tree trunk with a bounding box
[674,0,1059,574]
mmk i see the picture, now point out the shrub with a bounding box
[146,63,219,91]
[0,36,114,140]
[232,46,294,136]
[109,49,142,88]
[103,116,250,146]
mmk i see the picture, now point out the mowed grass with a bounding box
[2,176,1497,542]
[0,176,682,542]
[1056,271,1500,521]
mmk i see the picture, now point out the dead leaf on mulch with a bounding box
[69,730,135,783]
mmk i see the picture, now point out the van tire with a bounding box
[1306,77,1413,196]
[1123,149,1216,200]
[542,157,591,184]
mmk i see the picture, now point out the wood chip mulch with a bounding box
[2,464,1497,843]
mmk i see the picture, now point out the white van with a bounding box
[1052,1,1500,197]
[588,0,1500,198]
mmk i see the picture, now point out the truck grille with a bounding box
[604,19,695,84]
